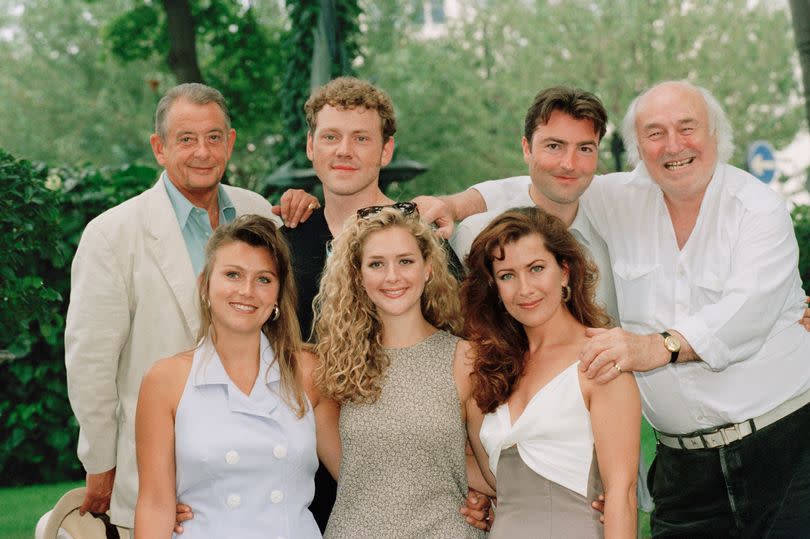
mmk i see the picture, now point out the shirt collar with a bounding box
[192,331,281,388]
[569,204,595,248]
[161,171,236,228]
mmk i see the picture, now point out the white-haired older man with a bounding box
[576,80,810,536]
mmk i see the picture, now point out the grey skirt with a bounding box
[489,446,603,539]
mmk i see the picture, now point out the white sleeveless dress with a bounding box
[173,333,320,539]
[479,362,603,538]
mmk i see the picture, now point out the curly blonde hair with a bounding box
[313,208,461,404]
[304,76,397,142]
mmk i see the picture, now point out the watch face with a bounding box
[664,335,681,352]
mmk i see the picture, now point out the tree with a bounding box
[357,0,804,197]
[0,0,163,166]
[791,0,810,131]
[161,0,204,83]
[279,0,361,167]
[789,0,810,188]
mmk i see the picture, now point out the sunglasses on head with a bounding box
[356,201,419,219]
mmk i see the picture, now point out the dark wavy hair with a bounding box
[461,207,610,413]
[523,86,607,144]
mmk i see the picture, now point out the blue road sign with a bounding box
[747,140,777,184]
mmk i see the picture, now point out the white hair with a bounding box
[621,80,734,167]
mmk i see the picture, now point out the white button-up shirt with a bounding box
[457,175,619,322]
[584,163,810,434]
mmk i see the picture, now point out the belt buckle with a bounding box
[719,425,738,446]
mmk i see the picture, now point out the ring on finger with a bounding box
[307,201,319,210]
[614,362,622,373]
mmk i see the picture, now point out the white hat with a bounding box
[34,488,123,539]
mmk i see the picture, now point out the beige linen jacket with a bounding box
[64,179,278,527]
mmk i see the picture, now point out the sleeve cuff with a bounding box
[673,320,732,372]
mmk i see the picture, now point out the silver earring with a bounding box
[270,304,280,321]
[562,285,571,302]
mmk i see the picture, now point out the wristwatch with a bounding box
[660,331,681,363]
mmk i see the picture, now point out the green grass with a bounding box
[0,481,83,539]
[0,422,657,538]
[640,419,656,538]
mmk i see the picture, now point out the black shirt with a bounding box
[282,208,333,343]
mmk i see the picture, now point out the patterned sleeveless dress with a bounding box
[324,330,486,539]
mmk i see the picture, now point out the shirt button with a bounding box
[270,490,284,503]
[226,493,241,508]
[273,445,287,459]
[225,450,240,465]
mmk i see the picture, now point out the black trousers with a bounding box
[649,401,810,538]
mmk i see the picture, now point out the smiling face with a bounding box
[491,233,569,330]
[150,98,236,200]
[207,241,280,336]
[360,226,431,322]
[306,105,394,202]
[635,82,718,200]
[522,110,600,210]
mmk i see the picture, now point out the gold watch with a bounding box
[660,331,681,363]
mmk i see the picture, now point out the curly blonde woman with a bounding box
[313,205,490,539]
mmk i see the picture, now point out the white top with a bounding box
[479,363,594,497]
[174,333,320,539]
[457,175,618,322]
[584,163,810,434]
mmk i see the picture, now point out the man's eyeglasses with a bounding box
[356,201,419,219]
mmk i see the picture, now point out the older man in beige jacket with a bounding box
[65,83,277,531]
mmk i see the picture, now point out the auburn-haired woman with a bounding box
[462,207,639,538]
[313,204,489,539]
[134,215,339,538]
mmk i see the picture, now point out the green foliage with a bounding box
[101,0,288,189]
[358,0,804,197]
[0,149,157,486]
[0,150,65,358]
[279,0,361,167]
[792,205,810,291]
[0,0,161,167]
[280,1,319,167]
[105,4,164,62]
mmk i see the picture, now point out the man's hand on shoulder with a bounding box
[579,328,670,384]
[80,467,116,515]
[271,189,320,228]
[412,195,455,239]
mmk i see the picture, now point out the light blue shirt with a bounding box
[163,172,236,275]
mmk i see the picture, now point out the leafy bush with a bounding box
[792,205,810,292]
[0,150,156,485]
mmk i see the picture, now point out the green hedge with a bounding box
[0,149,156,485]
[2,143,810,486]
